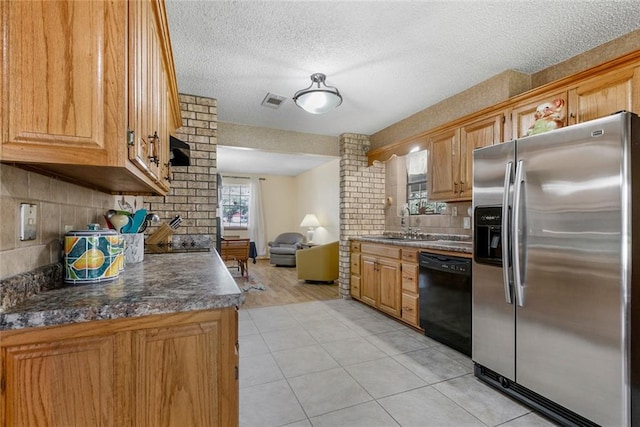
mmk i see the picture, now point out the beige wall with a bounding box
[370,70,531,150]
[0,164,126,280]
[294,159,340,244]
[219,122,339,157]
[220,159,340,248]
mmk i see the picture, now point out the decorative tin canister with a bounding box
[64,228,121,284]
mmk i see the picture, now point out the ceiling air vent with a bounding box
[261,93,286,109]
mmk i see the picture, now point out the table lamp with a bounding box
[300,214,321,243]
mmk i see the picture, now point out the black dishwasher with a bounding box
[419,252,472,356]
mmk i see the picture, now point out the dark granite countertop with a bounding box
[351,234,472,255]
[0,252,244,331]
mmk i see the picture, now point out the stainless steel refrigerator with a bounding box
[472,111,639,426]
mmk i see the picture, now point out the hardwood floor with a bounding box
[235,259,339,309]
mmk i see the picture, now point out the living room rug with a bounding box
[228,268,266,292]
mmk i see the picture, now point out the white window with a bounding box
[220,184,250,229]
[406,150,445,215]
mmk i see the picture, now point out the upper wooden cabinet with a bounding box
[429,114,502,201]
[0,0,180,195]
[459,114,503,199]
[428,128,459,201]
[568,66,640,125]
[368,52,640,199]
[506,92,568,141]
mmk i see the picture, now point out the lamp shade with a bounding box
[293,73,342,114]
[300,214,321,228]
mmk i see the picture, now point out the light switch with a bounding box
[20,203,37,241]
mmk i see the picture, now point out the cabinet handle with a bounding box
[148,131,160,165]
[570,112,576,119]
[459,181,464,193]
[454,182,458,193]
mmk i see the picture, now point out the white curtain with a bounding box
[248,178,267,256]
[405,150,427,176]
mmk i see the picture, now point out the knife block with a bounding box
[145,223,174,247]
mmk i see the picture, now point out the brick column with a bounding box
[144,94,218,239]
[338,133,385,298]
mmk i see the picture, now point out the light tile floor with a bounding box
[239,299,558,427]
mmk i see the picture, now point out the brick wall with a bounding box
[338,133,385,298]
[144,94,218,242]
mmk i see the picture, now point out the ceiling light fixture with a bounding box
[293,73,342,114]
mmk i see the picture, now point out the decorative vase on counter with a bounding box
[63,226,121,284]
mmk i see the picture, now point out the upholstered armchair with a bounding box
[296,241,339,283]
[268,232,305,266]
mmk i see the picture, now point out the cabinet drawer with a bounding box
[402,249,418,263]
[350,275,361,299]
[401,264,419,294]
[401,294,419,326]
[361,243,401,259]
[351,241,361,252]
[351,253,361,272]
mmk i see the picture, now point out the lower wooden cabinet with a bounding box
[350,242,413,326]
[4,335,116,426]
[350,242,361,299]
[0,308,239,427]
[376,258,402,317]
[400,249,420,327]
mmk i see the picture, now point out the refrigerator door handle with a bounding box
[501,161,513,304]
[512,160,526,307]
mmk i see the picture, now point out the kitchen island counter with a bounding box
[0,251,244,331]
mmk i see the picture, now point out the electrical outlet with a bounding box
[20,203,37,241]
[463,217,471,229]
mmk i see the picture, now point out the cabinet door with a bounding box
[459,114,504,198]
[349,252,361,298]
[128,0,161,181]
[401,263,419,295]
[568,67,639,125]
[508,92,567,140]
[377,258,402,317]
[350,252,361,274]
[157,68,172,191]
[350,275,361,299]
[132,321,220,427]
[4,335,115,426]
[0,0,125,165]
[429,128,460,201]
[401,293,419,326]
[360,255,378,307]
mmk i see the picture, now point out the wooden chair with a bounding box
[220,238,251,277]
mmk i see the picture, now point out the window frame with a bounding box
[220,183,250,230]
[406,173,445,215]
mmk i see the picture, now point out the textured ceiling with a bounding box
[167,0,640,137]
[166,1,640,174]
